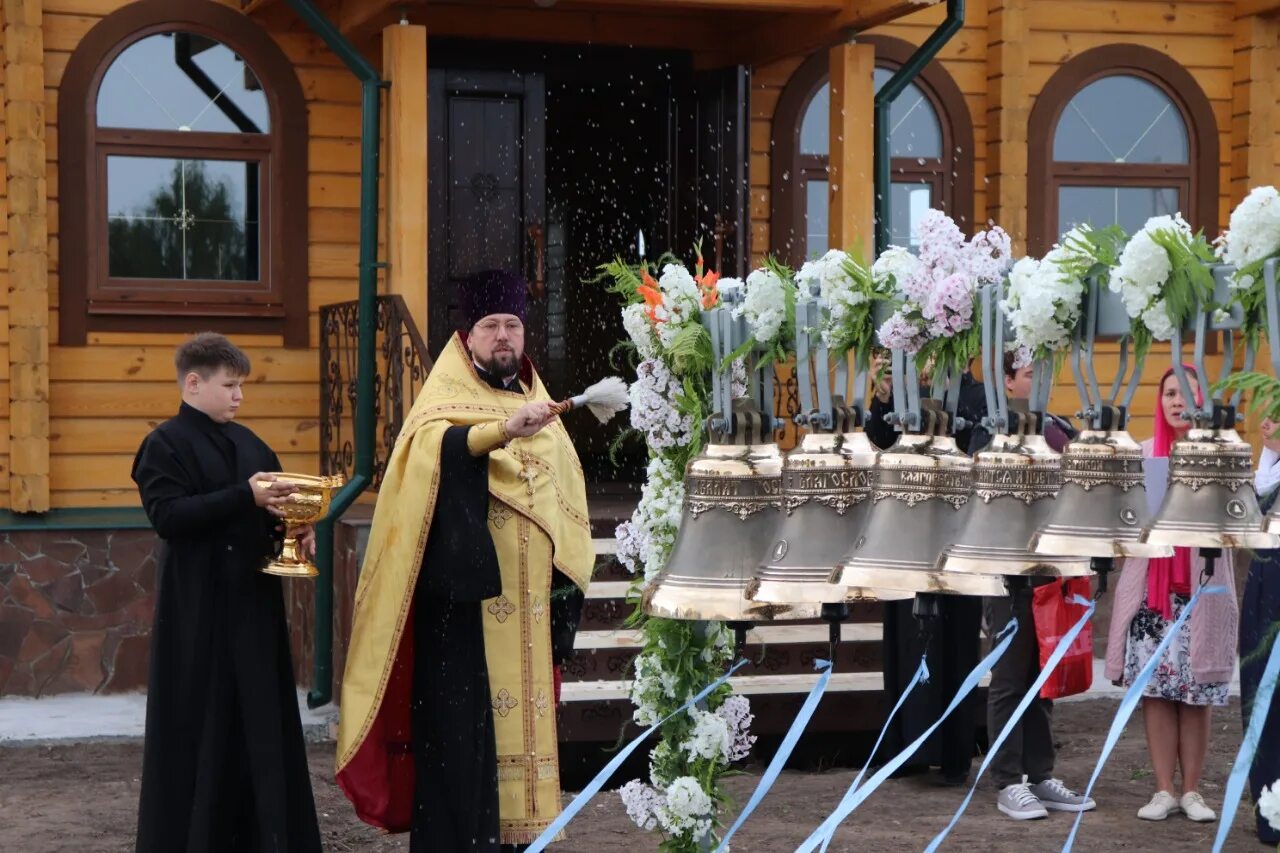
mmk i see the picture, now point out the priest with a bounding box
[337,270,594,851]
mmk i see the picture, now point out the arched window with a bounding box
[771,36,974,265]
[1027,44,1218,255]
[59,0,308,346]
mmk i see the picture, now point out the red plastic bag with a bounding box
[1032,578,1094,700]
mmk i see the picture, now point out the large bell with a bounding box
[642,441,824,622]
[749,430,913,606]
[1031,429,1174,559]
[1141,427,1279,549]
[833,424,1008,597]
[939,427,1093,579]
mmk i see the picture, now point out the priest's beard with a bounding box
[475,346,520,379]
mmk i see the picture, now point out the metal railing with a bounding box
[320,294,433,490]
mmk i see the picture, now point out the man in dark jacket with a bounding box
[131,332,321,853]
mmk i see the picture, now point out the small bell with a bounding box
[833,405,1008,597]
[750,430,912,606]
[1141,426,1279,550]
[642,438,824,622]
[1031,428,1173,559]
[939,420,1093,580]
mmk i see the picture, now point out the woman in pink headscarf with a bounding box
[1104,366,1239,824]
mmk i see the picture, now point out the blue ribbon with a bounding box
[1062,583,1226,852]
[816,655,930,853]
[794,617,1020,853]
[715,658,834,851]
[1214,619,1280,851]
[925,593,1096,853]
[525,657,750,853]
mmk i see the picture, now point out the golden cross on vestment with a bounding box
[518,458,537,496]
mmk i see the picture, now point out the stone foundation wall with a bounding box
[0,530,158,696]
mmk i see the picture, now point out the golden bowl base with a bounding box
[261,559,319,579]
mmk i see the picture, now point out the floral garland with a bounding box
[1109,213,1216,357]
[602,248,793,851]
[1001,224,1124,361]
[797,248,895,365]
[1216,185,1280,347]
[876,209,1011,376]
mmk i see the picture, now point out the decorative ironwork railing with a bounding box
[320,295,433,489]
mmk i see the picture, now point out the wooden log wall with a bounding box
[754,0,1277,448]
[27,0,368,508]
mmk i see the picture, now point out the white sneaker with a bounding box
[1180,791,1216,823]
[997,783,1049,820]
[1137,790,1180,821]
[1030,778,1097,812]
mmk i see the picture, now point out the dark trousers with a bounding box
[986,588,1055,789]
[1240,535,1280,844]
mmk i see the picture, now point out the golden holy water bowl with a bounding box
[256,473,345,579]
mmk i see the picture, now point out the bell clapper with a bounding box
[726,620,752,659]
[1199,547,1221,580]
[1090,557,1114,598]
[821,602,849,662]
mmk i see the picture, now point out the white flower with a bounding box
[716,695,756,761]
[1111,214,1192,340]
[622,303,659,359]
[1220,186,1280,272]
[1001,247,1084,358]
[653,263,702,347]
[738,267,789,344]
[682,707,732,762]
[872,245,920,292]
[1259,781,1280,831]
[655,776,714,840]
[629,359,695,451]
[615,455,685,582]
[1141,299,1176,341]
[619,780,664,831]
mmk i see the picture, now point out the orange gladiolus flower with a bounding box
[698,270,720,309]
[638,268,663,322]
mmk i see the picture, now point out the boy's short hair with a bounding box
[1002,351,1018,379]
[175,332,251,381]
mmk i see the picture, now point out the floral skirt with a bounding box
[1122,593,1229,707]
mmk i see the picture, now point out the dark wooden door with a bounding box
[673,66,750,278]
[428,70,547,367]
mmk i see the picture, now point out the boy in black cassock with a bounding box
[131,332,322,853]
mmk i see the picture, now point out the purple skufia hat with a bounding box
[458,269,528,329]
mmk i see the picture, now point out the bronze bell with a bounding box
[832,408,1008,597]
[750,429,913,606]
[642,438,824,622]
[939,426,1093,580]
[1141,426,1279,549]
[1031,429,1174,559]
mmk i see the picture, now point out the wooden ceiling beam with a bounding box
[557,0,843,10]
[1238,0,1280,17]
[338,1,727,51]
[717,0,941,67]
